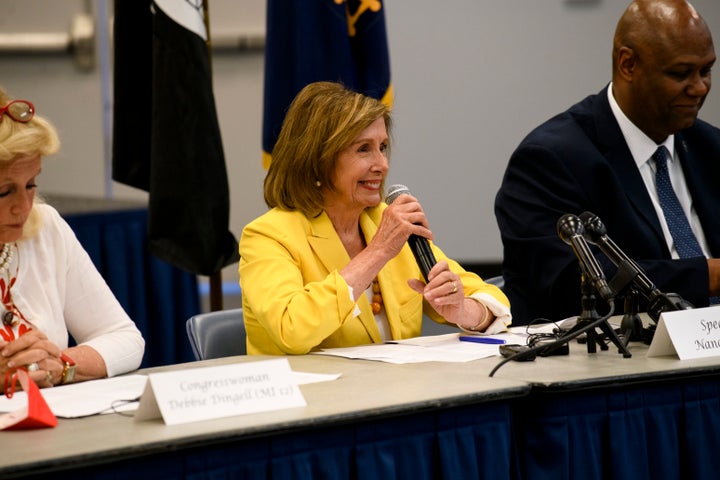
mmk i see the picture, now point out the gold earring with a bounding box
[316,180,322,187]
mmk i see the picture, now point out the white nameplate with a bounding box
[134,358,306,425]
[647,306,720,359]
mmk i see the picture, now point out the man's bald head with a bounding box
[611,0,715,143]
[613,0,709,72]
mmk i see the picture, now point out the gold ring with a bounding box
[46,371,53,385]
[451,281,457,294]
[26,362,39,372]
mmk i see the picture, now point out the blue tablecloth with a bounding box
[46,401,516,480]
[513,376,720,480]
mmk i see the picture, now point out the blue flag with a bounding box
[262,0,393,168]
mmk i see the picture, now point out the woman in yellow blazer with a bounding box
[239,82,511,355]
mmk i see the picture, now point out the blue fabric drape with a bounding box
[50,401,513,480]
[513,377,720,480]
[437,402,516,479]
[63,208,199,367]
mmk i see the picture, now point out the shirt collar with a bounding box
[607,83,674,167]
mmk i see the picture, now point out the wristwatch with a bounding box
[59,353,76,385]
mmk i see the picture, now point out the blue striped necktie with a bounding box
[653,146,718,304]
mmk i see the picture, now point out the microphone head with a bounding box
[579,211,607,244]
[385,184,411,204]
[557,213,584,244]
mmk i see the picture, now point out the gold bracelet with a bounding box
[59,353,76,385]
[465,303,491,332]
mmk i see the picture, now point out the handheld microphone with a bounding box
[557,213,614,302]
[578,211,693,322]
[384,184,436,282]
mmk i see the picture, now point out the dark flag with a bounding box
[262,0,393,168]
[112,0,238,275]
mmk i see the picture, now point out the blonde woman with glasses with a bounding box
[0,87,144,391]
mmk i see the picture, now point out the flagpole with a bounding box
[203,0,224,312]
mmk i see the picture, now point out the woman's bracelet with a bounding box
[464,302,491,332]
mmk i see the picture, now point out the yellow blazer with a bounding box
[239,205,509,355]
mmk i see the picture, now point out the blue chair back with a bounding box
[485,275,505,290]
[185,308,246,360]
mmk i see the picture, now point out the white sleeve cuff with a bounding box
[458,293,512,335]
[347,284,361,317]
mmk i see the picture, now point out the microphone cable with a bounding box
[488,299,615,377]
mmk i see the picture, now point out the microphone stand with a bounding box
[576,272,607,353]
[562,268,632,357]
[620,289,644,347]
[605,258,693,345]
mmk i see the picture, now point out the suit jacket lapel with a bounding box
[307,212,351,273]
[592,87,665,242]
[676,133,720,255]
[307,211,382,342]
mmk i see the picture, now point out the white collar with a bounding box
[607,83,675,166]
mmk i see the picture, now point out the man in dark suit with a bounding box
[495,0,720,325]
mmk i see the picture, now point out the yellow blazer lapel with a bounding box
[361,206,424,340]
[306,211,383,343]
[307,212,351,274]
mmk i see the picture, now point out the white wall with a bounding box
[1,0,720,288]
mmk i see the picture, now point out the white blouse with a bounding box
[2,204,145,377]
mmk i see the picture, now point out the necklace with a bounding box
[0,243,18,327]
[370,278,383,314]
[0,243,12,274]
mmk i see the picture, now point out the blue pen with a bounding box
[458,336,506,345]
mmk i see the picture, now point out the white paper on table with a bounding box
[312,332,528,364]
[0,375,148,418]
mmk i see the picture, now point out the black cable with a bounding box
[488,300,616,377]
[61,397,140,419]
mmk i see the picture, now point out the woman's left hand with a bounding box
[408,261,490,330]
[1,329,63,388]
[408,261,466,323]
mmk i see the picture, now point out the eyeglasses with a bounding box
[0,100,35,123]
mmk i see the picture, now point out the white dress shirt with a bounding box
[607,83,711,259]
